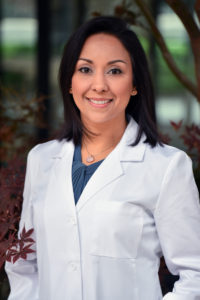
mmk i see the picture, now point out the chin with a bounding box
[82,113,110,125]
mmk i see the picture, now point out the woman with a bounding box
[5,16,200,300]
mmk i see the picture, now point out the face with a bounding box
[70,33,137,128]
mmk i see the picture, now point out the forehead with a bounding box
[79,33,131,61]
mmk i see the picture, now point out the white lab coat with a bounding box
[5,117,200,300]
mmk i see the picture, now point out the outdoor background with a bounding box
[0,0,200,299]
[1,0,199,143]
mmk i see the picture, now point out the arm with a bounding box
[154,151,200,300]
[5,147,39,300]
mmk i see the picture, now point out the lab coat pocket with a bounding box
[90,202,143,259]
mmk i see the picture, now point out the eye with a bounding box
[108,68,122,75]
[78,67,91,74]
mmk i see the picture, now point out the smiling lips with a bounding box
[86,97,113,107]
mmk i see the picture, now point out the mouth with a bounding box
[86,97,113,107]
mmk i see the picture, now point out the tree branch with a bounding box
[133,0,198,98]
[195,0,200,25]
[166,0,200,102]
[166,0,200,40]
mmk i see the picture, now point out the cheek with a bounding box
[114,84,132,101]
[71,75,89,94]
[71,76,79,93]
[111,77,133,95]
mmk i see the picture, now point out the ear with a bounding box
[69,87,72,94]
[131,88,137,96]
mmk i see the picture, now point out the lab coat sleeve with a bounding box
[154,151,200,300]
[5,146,39,300]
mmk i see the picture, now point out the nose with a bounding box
[91,72,108,92]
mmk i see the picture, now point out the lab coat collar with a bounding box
[51,139,74,159]
[118,116,147,162]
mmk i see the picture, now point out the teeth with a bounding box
[89,99,111,104]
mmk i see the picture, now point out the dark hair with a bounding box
[58,16,162,147]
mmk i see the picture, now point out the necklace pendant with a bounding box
[86,155,95,163]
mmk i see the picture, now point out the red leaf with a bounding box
[23,244,34,251]
[21,226,26,238]
[170,120,183,131]
[20,253,27,259]
[13,254,20,264]
[24,238,34,243]
[20,242,24,251]
[5,254,12,262]
[24,249,35,254]
[23,228,34,238]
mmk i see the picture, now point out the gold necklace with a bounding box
[84,142,116,163]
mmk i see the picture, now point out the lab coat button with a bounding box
[69,262,78,271]
[69,217,77,225]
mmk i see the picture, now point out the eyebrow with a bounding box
[78,58,127,64]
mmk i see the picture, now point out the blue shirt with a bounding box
[72,145,103,204]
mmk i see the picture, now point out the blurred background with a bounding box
[0,0,200,299]
[1,0,199,144]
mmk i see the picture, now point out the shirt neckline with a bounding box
[73,144,104,167]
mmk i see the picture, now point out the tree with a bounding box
[113,0,200,102]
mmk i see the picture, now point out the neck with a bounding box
[82,116,127,153]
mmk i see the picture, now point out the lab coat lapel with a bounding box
[76,118,146,212]
[46,141,76,217]
[76,146,123,212]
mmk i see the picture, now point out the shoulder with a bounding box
[145,142,192,171]
[149,142,190,159]
[27,139,74,161]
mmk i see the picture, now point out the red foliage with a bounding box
[160,132,171,145]
[0,158,35,270]
[4,227,35,265]
[170,120,183,131]
[169,121,200,169]
[181,124,200,168]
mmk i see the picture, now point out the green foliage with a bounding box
[138,36,195,94]
[2,44,36,59]
[156,40,195,94]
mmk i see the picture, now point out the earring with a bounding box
[131,88,137,96]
